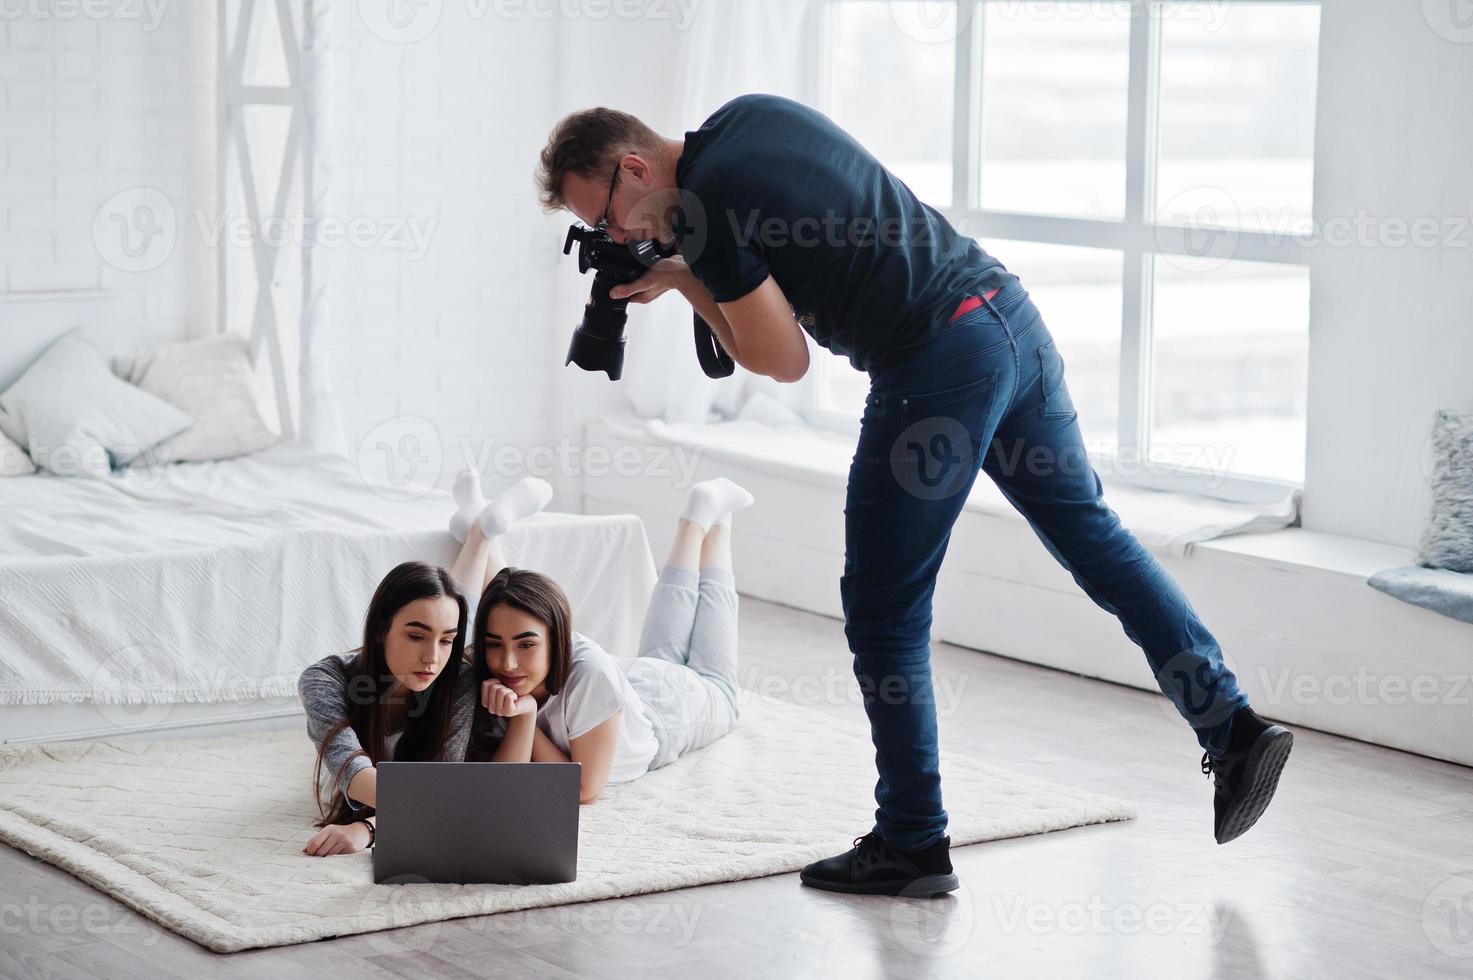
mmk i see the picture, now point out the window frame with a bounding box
[811,0,1320,501]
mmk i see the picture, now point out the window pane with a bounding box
[1149,257,1309,483]
[826,0,955,206]
[981,239,1122,452]
[816,342,868,421]
[1153,2,1321,235]
[979,1,1131,219]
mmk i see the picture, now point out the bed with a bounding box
[0,294,658,743]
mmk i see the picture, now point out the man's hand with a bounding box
[609,257,809,384]
[482,680,536,718]
[608,256,693,305]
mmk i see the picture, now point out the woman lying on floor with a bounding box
[297,471,752,856]
[447,470,751,799]
[298,561,476,856]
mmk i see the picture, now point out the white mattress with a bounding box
[0,443,475,559]
[0,445,658,705]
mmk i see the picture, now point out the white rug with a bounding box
[0,694,1135,952]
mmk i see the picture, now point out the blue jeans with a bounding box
[840,274,1249,851]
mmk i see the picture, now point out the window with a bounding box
[978,2,1131,220]
[825,0,956,205]
[818,0,1321,493]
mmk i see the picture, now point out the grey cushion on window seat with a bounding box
[1367,566,1473,626]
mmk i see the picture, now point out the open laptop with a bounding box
[372,761,581,885]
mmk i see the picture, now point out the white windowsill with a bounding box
[604,414,1306,562]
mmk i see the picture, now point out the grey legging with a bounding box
[624,564,741,770]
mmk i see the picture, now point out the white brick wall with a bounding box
[2,3,649,506]
[0,4,212,347]
[325,3,564,495]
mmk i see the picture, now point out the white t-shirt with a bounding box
[489,632,659,785]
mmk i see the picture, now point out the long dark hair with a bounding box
[467,567,575,755]
[312,561,469,827]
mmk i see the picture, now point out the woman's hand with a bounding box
[607,256,693,305]
[303,820,371,856]
[482,679,536,718]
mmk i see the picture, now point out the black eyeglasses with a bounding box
[595,162,620,232]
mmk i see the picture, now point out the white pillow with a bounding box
[0,331,193,479]
[119,333,278,462]
[0,428,34,476]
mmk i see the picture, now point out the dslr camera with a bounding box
[562,223,734,381]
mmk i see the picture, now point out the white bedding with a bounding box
[0,445,658,705]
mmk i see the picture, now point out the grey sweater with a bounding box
[298,652,477,813]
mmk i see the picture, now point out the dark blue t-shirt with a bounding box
[674,94,1013,373]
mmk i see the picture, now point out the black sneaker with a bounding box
[799,832,959,897]
[1203,707,1294,844]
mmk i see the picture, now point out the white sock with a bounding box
[448,468,488,543]
[680,477,754,532]
[478,476,554,538]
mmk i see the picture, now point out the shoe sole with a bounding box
[798,870,960,897]
[1216,725,1293,844]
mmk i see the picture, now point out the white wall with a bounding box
[542,12,688,505]
[0,3,214,346]
[1302,2,1473,548]
[324,3,563,492]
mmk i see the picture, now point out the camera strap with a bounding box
[693,313,735,378]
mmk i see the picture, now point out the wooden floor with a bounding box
[3,596,1470,979]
